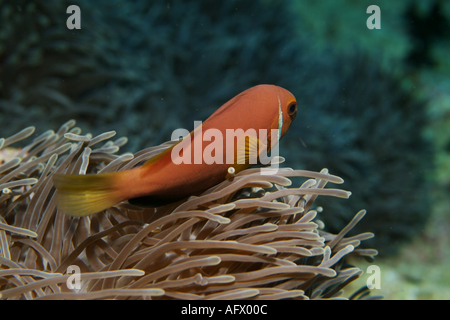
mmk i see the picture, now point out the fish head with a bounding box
[273,86,297,140]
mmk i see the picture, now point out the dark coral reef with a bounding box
[0,0,431,254]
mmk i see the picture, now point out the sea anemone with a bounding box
[0,121,378,300]
[1,1,430,254]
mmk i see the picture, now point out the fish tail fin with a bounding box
[53,172,124,217]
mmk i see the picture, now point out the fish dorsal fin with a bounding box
[143,125,201,168]
[142,140,181,167]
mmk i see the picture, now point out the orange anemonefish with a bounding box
[54,84,297,216]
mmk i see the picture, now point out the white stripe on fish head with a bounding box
[277,95,283,142]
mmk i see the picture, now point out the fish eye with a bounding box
[288,102,297,115]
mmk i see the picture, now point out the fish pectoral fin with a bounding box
[235,135,265,165]
[228,135,267,179]
[53,172,123,217]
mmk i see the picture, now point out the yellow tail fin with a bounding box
[53,172,123,217]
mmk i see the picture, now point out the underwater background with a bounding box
[0,0,449,299]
